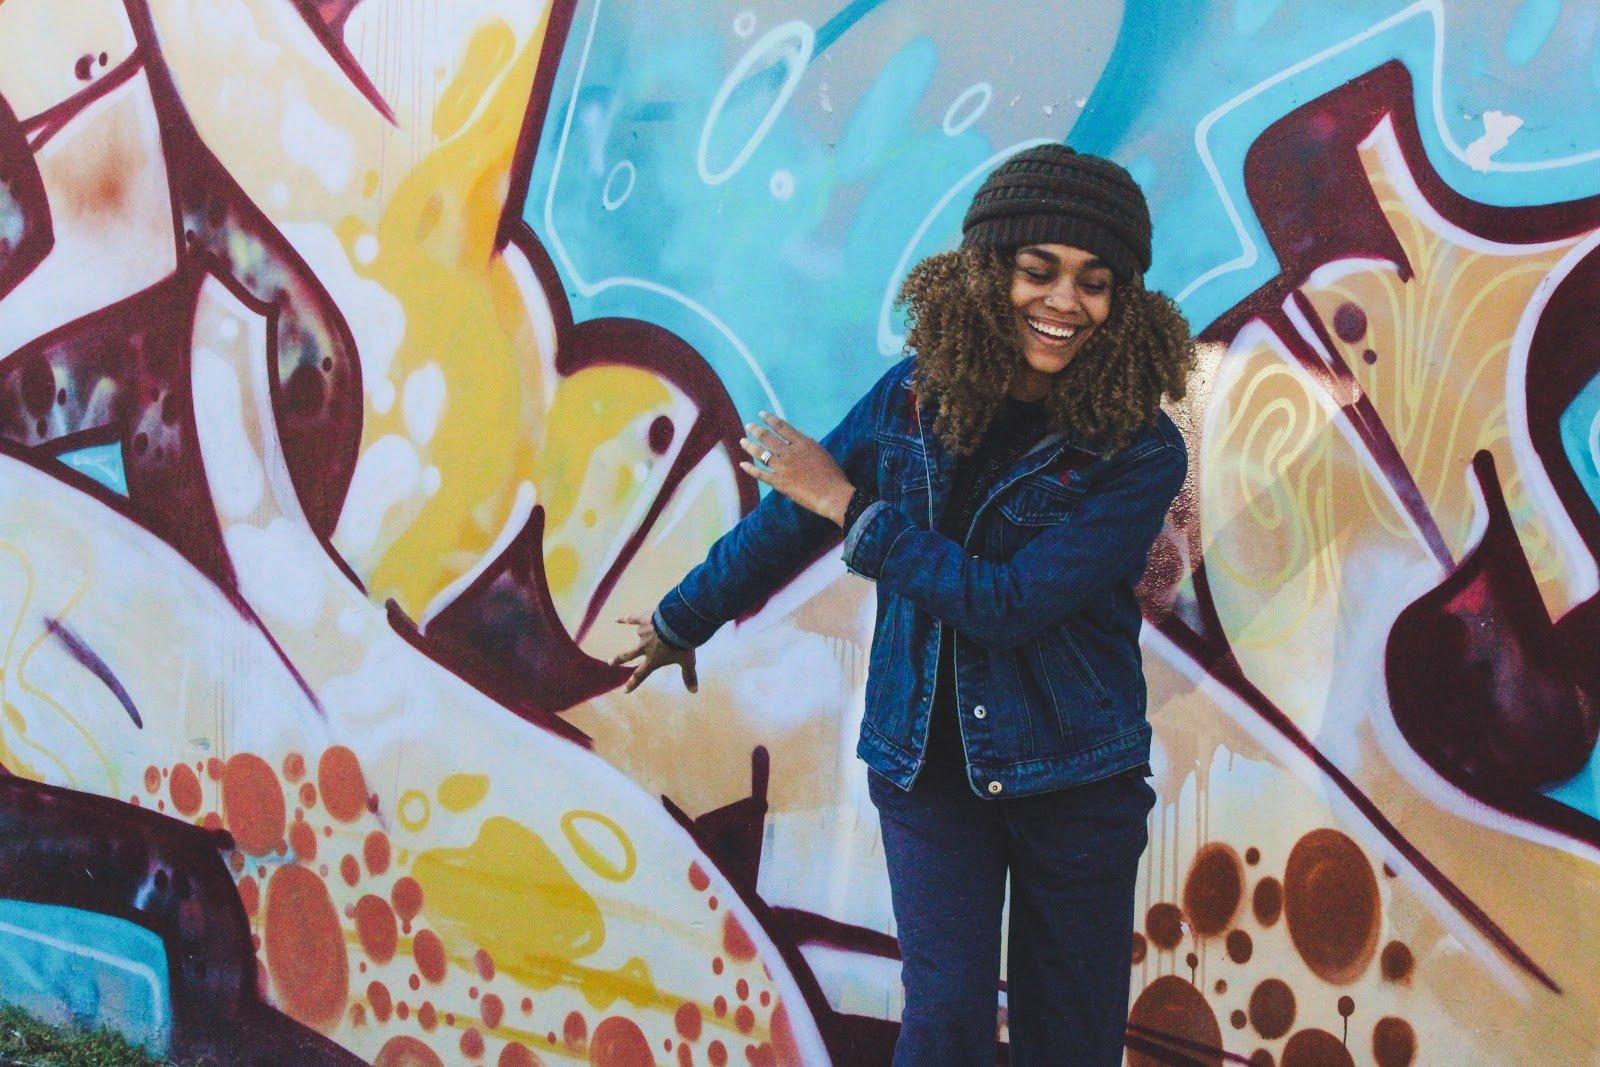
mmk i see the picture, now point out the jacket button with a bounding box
[973,705,987,719]
[987,781,1003,795]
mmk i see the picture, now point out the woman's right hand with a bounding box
[612,615,699,694]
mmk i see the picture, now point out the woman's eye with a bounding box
[1021,268,1051,281]
[1083,282,1110,294]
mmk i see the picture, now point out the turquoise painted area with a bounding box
[1505,0,1561,68]
[527,4,994,442]
[1546,376,1600,820]
[1560,373,1600,514]
[0,899,171,1054]
[1070,0,1600,329]
[57,442,129,496]
[815,0,894,53]
[1545,764,1600,821]
[1233,0,1287,36]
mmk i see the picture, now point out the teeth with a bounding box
[1028,318,1077,339]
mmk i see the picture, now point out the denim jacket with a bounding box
[654,356,1187,798]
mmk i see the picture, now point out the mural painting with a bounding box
[1,1,1599,1064]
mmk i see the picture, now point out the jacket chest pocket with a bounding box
[986,473,1082,555]
[875,434,929,518]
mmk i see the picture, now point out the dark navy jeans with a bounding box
[869,763,1154,1066]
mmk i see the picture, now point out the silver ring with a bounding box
[759,449,773,465]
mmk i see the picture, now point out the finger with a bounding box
[610,640,648,667]
[738,460,773,485]
[748,415,787,447]
[682,659,699,693]
[744,423,782,453]
[616,614,649,627]
[624,663,651,693]
[759,411,799,442]
[738,436,769,463]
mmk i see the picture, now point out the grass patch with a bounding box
[0,1004,171,1067]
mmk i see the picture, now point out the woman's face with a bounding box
[1007,243,1115,395]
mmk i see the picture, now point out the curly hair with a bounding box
[896,246,1196,456]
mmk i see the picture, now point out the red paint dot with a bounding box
[475,947,496,980]
[521,998,533,1014]
[499,1043,537,1067]
[340,854,361,886]
[722,912,757,962]
[482,993,504,1029]
[470,986,479,999]
[350,1002,366,1027]
[222,754,287,856]
[708,1040,728,1067]
[736,978,749,1001]
[461,1029,485,1059]
[714,996,727,1018]
[734,1005,755,1034]
[206,757,225,780]
[169,763,202,816]
[677,1045,693,1067]
[365,831,391,876]
[770,1004,801,1064]
[409,974,421,991]
[413,928,447,982]
[396,1001,409,1020]
[354,894,398,964]
[712,957,724,975]
[564,1011,588,1049]
[319,745,368,822]
[202,812,223,831]
[589,1017,652,1067]
[262,864,348,1030]
[289,818,318,862]
[392,877,424,922]
[373,1035,442,1067]
[367,982,392,1022]
[675,1002,703,1040]
[238,875,260,917]
[144,766,161,794]
[283,752,306,782]
[418,1001,437,1031]
[759,991,770,1007]
[689,862,710,892]
[300,782,318,808]
[708,895,718,910]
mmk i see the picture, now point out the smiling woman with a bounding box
[624,142,1198,1067]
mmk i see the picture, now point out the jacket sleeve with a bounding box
[651,359,906,648]
[840,434,1187,651]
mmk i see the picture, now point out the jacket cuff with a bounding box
[652,587,716,649]
[841,500,914,580]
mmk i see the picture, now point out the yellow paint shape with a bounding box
[398,788,432,832]
[536,366,672,532]
[353,17,556,616]
[561,810,637,883]
[434,21,517,141]
[437,772,490,813]
[412,816,604,991]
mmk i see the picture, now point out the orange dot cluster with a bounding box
[137,749,809,1065]
[1129,828,1419,1066]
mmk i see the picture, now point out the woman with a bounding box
[615,144,1196,1065]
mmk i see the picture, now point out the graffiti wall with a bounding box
[0,1,1596,1064]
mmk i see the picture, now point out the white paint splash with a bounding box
[1465,109,1525,173]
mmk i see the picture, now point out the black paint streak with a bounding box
[45,617,142,728]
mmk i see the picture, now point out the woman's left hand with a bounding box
[740,412,856,526]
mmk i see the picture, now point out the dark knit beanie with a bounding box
[960,143,1152,280]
